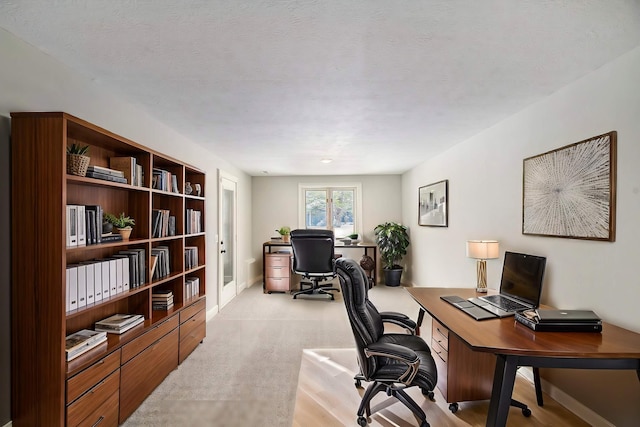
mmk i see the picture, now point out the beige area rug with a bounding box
[293,348,590,427]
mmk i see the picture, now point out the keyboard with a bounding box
[483,295,529,312]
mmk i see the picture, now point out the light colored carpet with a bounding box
[122,279,420,426]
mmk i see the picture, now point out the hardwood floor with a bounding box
[293,348,590,427]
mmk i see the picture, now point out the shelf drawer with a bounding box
[432,319,449,351]
[265,277,290,292]
[67,350,121,404]
[75,390,119,427]
[265,253,290,268]
[121,315,179,364]
[180,298,205,324]
[120,328,179,423]
[265,265,289,278]
[66,369,120,427]
[179,308,206,364]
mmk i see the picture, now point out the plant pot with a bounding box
[282,234,290,243]
[116,227,132,240]
[383,268,403,287]
[102,222,113,235]
[67,154,90,177]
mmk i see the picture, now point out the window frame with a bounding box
[298,182,362,238]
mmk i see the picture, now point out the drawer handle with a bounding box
[92,416,105,427]
[90,379,106,394]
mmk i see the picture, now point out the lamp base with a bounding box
[476,286,488,293]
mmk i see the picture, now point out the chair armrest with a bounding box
[364,342,420,384]
[379,311,417,334]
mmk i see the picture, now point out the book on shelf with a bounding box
[109,156,138,185]
[85,170,128,184]
[151,246,170,280]
[95,314,145,334]
[65,329,108,361]
[185,209,202,234]
[149,255,159,279]
[101,233,123,243]
[66,205,78,247]
[76,205,86,246]
[152,168,173,192]
[87,165,125,178]
[185,277,200,301]
[185,246,198,270]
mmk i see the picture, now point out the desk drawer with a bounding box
[180,298,205,324]
[75,390,119,427]
[121,315,179,364]
[431,338,448,363]
[179,308,206,363]
[266,265,289,278]
[432,319,449,351]
[265,277,290,292]
[265,253,290,268]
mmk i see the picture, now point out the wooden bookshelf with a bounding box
[11,112,207,426]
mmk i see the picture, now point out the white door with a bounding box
[219,171,237,308]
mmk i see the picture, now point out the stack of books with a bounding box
[65,329,108,361]
[515,309,602,332]
[85,165,127,184]
[152,290,174,311]
[95,314,144,334]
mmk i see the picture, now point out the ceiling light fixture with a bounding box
[321,158,333,163]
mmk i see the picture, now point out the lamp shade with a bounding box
[466,240,499,260]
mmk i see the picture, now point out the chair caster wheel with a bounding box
[357,415,368,426]
[522,407,532,417]
[355,379,362,388]
[421,389,435,401]
[449,402,459,413]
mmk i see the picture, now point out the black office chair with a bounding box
[335,258,437,427]
[290,229,340,300]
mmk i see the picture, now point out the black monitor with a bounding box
[499,251,547,307]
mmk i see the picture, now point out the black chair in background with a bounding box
[290,229,340,300]
[335,258,437,427]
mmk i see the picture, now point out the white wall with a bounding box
[402,46,640,426]
[251,175,402,283]
[0,29,255,423]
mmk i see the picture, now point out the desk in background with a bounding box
[406,287,640,427]
[262,240,377,293]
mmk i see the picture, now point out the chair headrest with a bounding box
[291,229,334,239]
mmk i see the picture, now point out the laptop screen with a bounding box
[499,251,546,306]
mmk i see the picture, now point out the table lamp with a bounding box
[466,240,499,292]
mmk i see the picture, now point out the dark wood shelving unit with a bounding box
[11,112,207,426]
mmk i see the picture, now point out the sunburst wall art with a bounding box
[522,131,617,241]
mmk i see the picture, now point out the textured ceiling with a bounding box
[1,1,639,176]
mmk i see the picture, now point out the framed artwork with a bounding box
[419,179,448,227]
[522,131,617,241]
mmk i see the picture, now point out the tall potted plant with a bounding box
[374,221,410,286]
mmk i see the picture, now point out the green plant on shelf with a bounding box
[66,143,89,155]
[105,212,135,229]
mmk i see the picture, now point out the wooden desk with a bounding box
[406,287,640,427]
[262,240,378,292]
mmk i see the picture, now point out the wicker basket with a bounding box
[67,154,90,177]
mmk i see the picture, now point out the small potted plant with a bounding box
[276,226,291,243]
[66,143,90,177]
[374,221,410,286]
[105,212,136,240]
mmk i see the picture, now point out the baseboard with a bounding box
[518,368,614,427]
[206,305,219,322]
[3,420,12,427]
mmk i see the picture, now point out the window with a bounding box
[299,183,362,238]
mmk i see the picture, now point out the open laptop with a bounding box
[468,251,547,318]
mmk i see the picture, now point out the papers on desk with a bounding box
[515,309,602,332]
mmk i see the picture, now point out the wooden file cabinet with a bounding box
[431,319,495,410]
[264,252,292,293]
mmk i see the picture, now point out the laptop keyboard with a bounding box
[483,294,528,312]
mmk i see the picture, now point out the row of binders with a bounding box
[515,309,602,332]
[185,209,203,234]
[185,277,200,301]
[66,249,146,313]
[185,246,199,270]
[66,204,123,247]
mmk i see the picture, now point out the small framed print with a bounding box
[419,180,448,227]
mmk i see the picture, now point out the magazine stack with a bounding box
[152,290,174,311]
[515,309,602,332]
[94,313,145,334]
[65,329,108,361]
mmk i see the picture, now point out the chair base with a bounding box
[357,381,431,427]
[292,279,339,300]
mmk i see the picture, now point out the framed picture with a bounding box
[419,180,448,227]
[522,131,617,241]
